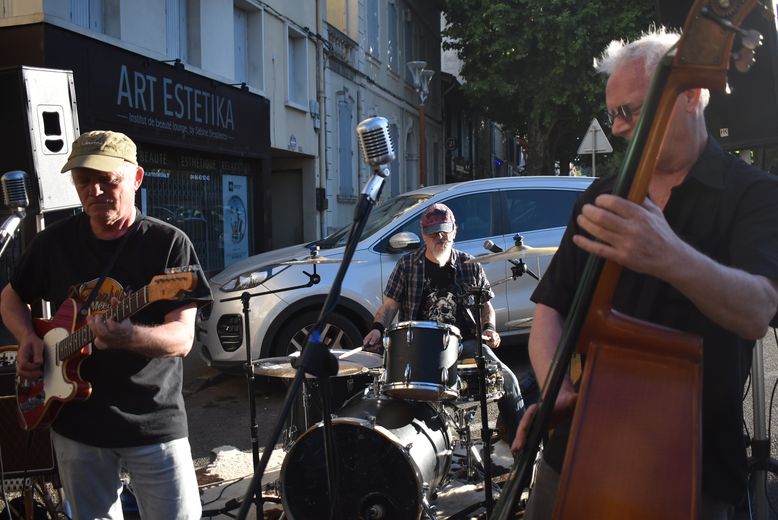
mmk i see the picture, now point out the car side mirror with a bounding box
[388,231,420,252]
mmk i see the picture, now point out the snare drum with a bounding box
[455,360,505,405]
[382,321,461,401]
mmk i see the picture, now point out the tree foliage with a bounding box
[442,0,656,175]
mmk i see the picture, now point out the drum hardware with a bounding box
[468,235,558,265]
[237,117,394,520]
[462,280,499,517]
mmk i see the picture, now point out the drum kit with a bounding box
[249,238,557,519]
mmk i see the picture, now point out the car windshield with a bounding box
[317,194,430,248]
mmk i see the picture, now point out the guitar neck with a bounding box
[57,286,150,362]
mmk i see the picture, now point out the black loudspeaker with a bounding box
[0,348,55,478]
[0,66,82,213]
[656,1,778,149]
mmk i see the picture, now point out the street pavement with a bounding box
[183,331,778,519]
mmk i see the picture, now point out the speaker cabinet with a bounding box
[0,347,55,478]
[0,66,82,213]
[656,0,778,149]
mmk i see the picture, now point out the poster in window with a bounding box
[222,174,249,265]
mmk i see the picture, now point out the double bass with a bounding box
[493,1,767,518]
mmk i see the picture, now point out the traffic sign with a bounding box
[577,118,613,155]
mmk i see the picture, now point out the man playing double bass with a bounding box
[513,28,778,519]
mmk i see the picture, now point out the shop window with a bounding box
[141,169,233,273]
[287,26,307,109]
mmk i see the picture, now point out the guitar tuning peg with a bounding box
[733,47,756,73]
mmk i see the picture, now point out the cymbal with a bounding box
[278,257,366,265]
[253,355,369,378]
[466,245,558,264]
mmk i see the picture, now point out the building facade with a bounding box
[322,0,444,236]
[0,0,443,274]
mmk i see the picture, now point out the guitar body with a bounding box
[16,299,93,431]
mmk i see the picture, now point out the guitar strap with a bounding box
[77,214,143,323]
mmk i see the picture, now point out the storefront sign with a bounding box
[40,27,270,158]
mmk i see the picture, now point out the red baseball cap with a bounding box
[421,203,455,234]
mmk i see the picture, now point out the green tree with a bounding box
[442,0,656,175]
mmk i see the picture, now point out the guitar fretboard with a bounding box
[56,286,150,362]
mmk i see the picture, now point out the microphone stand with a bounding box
[0,209,24,259]
[236,170,388,520]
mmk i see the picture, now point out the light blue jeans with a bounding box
[52,431,201,520]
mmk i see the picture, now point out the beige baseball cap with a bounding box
[60,130,138,173]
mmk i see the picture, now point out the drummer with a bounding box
[362,203,525,442]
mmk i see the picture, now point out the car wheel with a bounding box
[273,310,364,357]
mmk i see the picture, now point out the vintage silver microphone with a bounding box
[0,170,29,258]
[356,116,395,204]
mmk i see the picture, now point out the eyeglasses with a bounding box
[606,104,642,126]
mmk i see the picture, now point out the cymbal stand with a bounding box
[214,259,322,519]
[466,282,496,517]
[236,147,389,520]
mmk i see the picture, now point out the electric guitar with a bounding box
[15,270,198,431]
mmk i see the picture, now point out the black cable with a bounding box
[200,475,249,507]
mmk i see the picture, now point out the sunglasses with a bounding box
[606,104,642,126]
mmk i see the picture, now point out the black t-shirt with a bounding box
[10,211,212,448]
[418,257,477,340]
[533,139,778,504]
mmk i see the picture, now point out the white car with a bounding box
[196,176,594,370]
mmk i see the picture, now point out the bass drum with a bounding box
[281,395,452,519]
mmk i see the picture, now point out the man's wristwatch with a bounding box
[483,323,496,332]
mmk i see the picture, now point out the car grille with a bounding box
[217,314,243,352]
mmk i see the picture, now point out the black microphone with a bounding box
[2,170,29,212]
[0,171,28,259]
[484,239,502,254]
[356,116,396,178]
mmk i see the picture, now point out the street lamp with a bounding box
[407,61,435,186]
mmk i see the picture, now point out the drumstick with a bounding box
[338,346,365,359]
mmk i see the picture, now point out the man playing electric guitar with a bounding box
[1,131,212,520]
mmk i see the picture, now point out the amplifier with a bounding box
[0,346,55,477]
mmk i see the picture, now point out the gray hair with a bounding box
[595,26,710,108]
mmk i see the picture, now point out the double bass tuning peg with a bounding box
[732,47,756,73]
[701,6,764,51]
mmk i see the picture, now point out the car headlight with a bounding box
[220,267,280,292]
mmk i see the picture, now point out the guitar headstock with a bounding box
[674,0,767,90]
[148,271,198,301]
